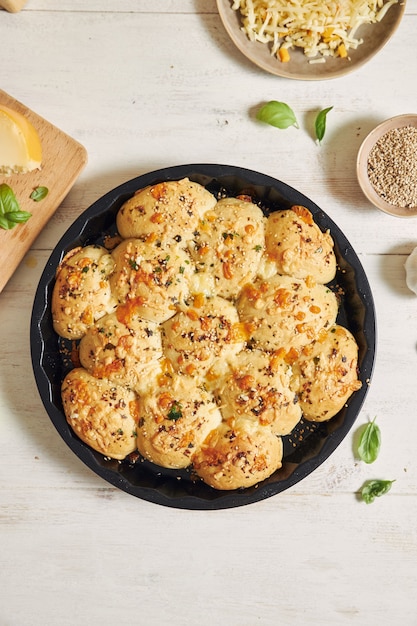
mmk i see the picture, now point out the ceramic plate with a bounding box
[217,0,406,80]
[31,164,376,510]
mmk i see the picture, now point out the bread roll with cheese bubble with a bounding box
[193,419,283,490]
[79,309,162,394]
[62,368,139,460]
[161,294,245,378]
[52,245,117,339]
[237,274,338,352]
[218,348,302,436]
[265,206,336,284]
[137,373,222,469]
[291,325,362,422]
[189,196,265,299]
[110,238,194,323]
[116,178,217,244]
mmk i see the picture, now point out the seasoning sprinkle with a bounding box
[367,125,417,209]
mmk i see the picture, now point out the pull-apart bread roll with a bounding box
[110,238,193,323]
[53,179,363,491]
[62,368,139,460]
[116,178,217,244]
[265,206,336,284]
[237,274,338,352]
[79,308,162,394]
[52,245,117,339]
[137,374,222,469]
[217,348,302,436]
[189,196,265,299]
[161,294,245,378]
[193,419,283,490]
[291,325,362,422]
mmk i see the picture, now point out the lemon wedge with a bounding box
[0,104,42,175]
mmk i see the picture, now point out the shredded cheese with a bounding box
[231,0,399,62]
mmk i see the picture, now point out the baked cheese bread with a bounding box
[52,178,362,490]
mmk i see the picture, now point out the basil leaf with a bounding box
[361,479,395,504]
[0,214,11,230]
[0,183,32,230]
[256,101,299,130]
[315,106,333,143]
[357,417,381,464]
[0,183,20,215]
[5,210,32,224]
[30,186,49,202]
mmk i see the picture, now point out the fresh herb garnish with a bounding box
[30,186,49,202]
[256,101,299,130]
[167,401,183,421]
[222,231,239,241]
[315,106,333,144]
[357,417,381,464]
[0,183,31,230]
[361,479,395,504]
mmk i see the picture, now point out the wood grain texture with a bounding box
[0,91,87,293]
[0,2,416,626]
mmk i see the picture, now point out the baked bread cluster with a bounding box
[52,178,362,490]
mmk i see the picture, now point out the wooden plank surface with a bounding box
[0,2,417,626]
[0,90,87,293]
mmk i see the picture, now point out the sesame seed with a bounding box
[367,125,417,209]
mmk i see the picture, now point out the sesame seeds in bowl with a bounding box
[357,114,417,217]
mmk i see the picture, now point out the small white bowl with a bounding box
[357,114,417,217]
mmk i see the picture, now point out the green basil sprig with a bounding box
[256,101,299,130]
[361,479,395,504]
[30,186,49,202]
[315,106,333,143]
[0,183,32,230]
[357,417,381,464]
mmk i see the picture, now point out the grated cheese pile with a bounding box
[231,0,399,63]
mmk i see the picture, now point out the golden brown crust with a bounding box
[110,238,193,323]
[189,197,265,299]
[217,349,302,436]
[136,374,222,469]
[62,368,139,460]
[116,178,217,244]
[291,325,362,421]
[236,274,338,352]
[265,206,336,284]
[52,245,117,339]
[161,295,244,379]
[193,420,283,490]
[79,310,163,394]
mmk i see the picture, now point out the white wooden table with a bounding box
[1,2,417,624]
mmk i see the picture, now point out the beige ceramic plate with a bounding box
[217,0,406,80]
[357,114,417,217]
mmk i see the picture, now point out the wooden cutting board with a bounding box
[0,90,87,294]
